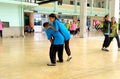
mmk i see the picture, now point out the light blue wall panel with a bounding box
[0,3,23,27]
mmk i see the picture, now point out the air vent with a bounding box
[36,0,59,5]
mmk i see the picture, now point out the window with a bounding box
[98,2,101,8]
[77,2,80,5]
[34,14,42,26]
[70,1,74,5]
[2,22,9,28]
[102,1,105,8]
[87,3,90,7]
[58,0,63,5]
[24,0,35,3]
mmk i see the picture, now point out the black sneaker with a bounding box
[47,63,56,66]
[102,48,105,51]
[56,60,63,63]
[118,48,120,51]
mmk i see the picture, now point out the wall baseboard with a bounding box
[3,27,24,38]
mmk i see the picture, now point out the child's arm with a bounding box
[45,29,54,44]
[99,22,103,28]
[50,39,53,43]
[48,26,58,32]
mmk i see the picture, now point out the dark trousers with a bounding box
[49,44,64,64]
[102,35,109,48]
[0,30,2,38]
[107,34,120,48]
[65,40,71,56]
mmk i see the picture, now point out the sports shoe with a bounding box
[118,48,120,51]
[102,48,105,51]
[47,63,56,66]
[56,60,63,63]
[102,47,109,51]
[67,56,72,61]
[104,48,109,51]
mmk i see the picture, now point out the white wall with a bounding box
[0,3,22,27]
[0,3,24,37]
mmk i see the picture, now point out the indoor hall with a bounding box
[0,0,120,79]
[0,32,120,79]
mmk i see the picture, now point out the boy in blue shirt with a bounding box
[43,22,64,66]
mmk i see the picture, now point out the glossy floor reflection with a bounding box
[0,32,120,79]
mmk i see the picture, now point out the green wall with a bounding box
[0,3,23,27]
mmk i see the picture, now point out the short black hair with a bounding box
[104,15,109,18]
[49,13,58,20]
[43,22,49,27]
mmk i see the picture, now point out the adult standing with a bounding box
[76,20,80,33]
[49,13,72,61]
[100,15,111,51]
[69,21,73,34]
[71,21,77,36]
[0,20,3,38]
[107,17,120,51]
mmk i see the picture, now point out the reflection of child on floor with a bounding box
[43,22,64,66]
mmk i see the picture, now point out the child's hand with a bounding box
[50,40,53,43]
[47,26,51,28]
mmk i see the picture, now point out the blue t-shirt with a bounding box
[45,28,64,45]
[52,20,71,41]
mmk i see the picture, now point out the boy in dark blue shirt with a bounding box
[43,22,64,66]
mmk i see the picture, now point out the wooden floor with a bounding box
[0,32,120,79]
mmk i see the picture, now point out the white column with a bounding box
[74,0,77,13]
[109,0,119,22]
[91,0,94,15]
[19,5,24,37]
[105,0,109,13]
[54,1,58,12]
[80,0,87,38]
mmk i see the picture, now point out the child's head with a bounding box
[111,17,115,23]
[104,15,109,21]
[43,22,49,29]
[49,13,58,22]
